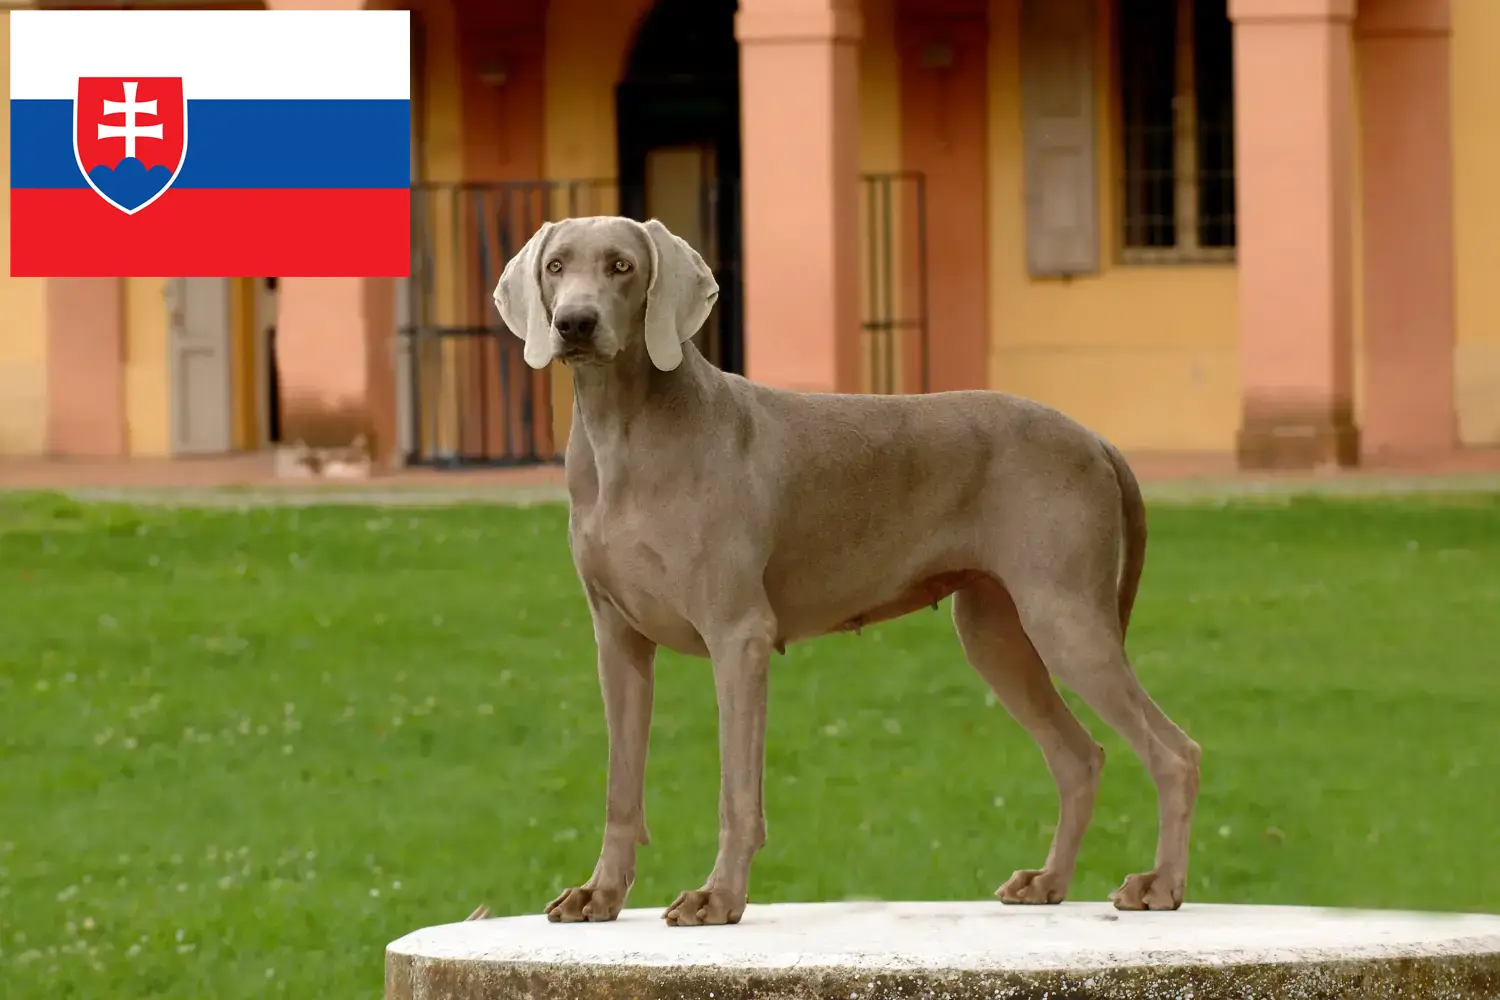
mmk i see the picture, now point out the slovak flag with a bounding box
[8,9,411,278]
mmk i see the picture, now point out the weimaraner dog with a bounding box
[487,215,1201,928]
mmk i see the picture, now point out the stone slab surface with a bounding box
[387,901,1500,1000]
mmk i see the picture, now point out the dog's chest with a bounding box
[571,503,705,655]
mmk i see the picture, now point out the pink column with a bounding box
[1231,0,1359,469]
[46,279,126,457]
[736,0,863,394]
[1356,0,1456,460]
[276,278,398,465]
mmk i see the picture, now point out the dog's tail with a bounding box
[1101,440,1148,640]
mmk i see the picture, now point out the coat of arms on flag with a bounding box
[74,77,187,215]
[9,9,411,278]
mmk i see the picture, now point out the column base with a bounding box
[1236,396,1360,470]
[279,398,376,453]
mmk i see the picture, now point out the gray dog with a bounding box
[490,215,1200,927]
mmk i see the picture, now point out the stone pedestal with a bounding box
[386,900,1500,1000]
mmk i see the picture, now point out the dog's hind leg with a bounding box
[1007,578,1201,911]
[953,576,1106,904]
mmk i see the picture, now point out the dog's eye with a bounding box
[613,260,633,273]
[546,260,562,274]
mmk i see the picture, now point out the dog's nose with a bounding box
[553,306,598,343]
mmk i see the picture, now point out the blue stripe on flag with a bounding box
[9,98,410,189]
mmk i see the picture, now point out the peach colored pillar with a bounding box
[737,0,863,394]
[46,279,126,457]
[897,0,989,393]
[1231,0,1359,470]
[276,278,398,465]
[1356,0,1457,460]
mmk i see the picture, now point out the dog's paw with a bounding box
[662,888,745,927]
[1108,870,1183,911]
[995,868,1069,905]
[545,884,627,923]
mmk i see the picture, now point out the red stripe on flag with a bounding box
[9,188,411,277]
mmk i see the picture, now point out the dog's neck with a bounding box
[567,338,715,488]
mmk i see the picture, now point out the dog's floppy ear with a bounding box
[641,218,719,372]
[493,221,556,371]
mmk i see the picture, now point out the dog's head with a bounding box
[493,216,719,372]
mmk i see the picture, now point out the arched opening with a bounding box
[615,0,743,375]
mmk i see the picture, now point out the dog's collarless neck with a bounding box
[569,345,714,485]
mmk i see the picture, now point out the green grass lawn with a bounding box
[1,489,1498,998]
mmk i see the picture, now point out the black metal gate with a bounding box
[399,174,928,468]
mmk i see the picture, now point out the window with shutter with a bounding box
[1020,0,1100,278]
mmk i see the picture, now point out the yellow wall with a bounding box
[1451,0,1500,446]
[0,10,50,457]
[985,0,1240,453]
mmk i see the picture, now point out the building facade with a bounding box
[1,0,1495,470]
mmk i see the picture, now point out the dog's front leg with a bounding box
[546,597,656,923]
[664,610,775,927]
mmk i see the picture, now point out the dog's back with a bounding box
[706,374,1130,644]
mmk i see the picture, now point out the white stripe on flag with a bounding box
[9,10,410,101]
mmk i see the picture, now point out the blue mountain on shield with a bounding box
[88,157,174,212]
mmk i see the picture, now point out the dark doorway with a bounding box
[264,276,283,445]
[616,0,743,375]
